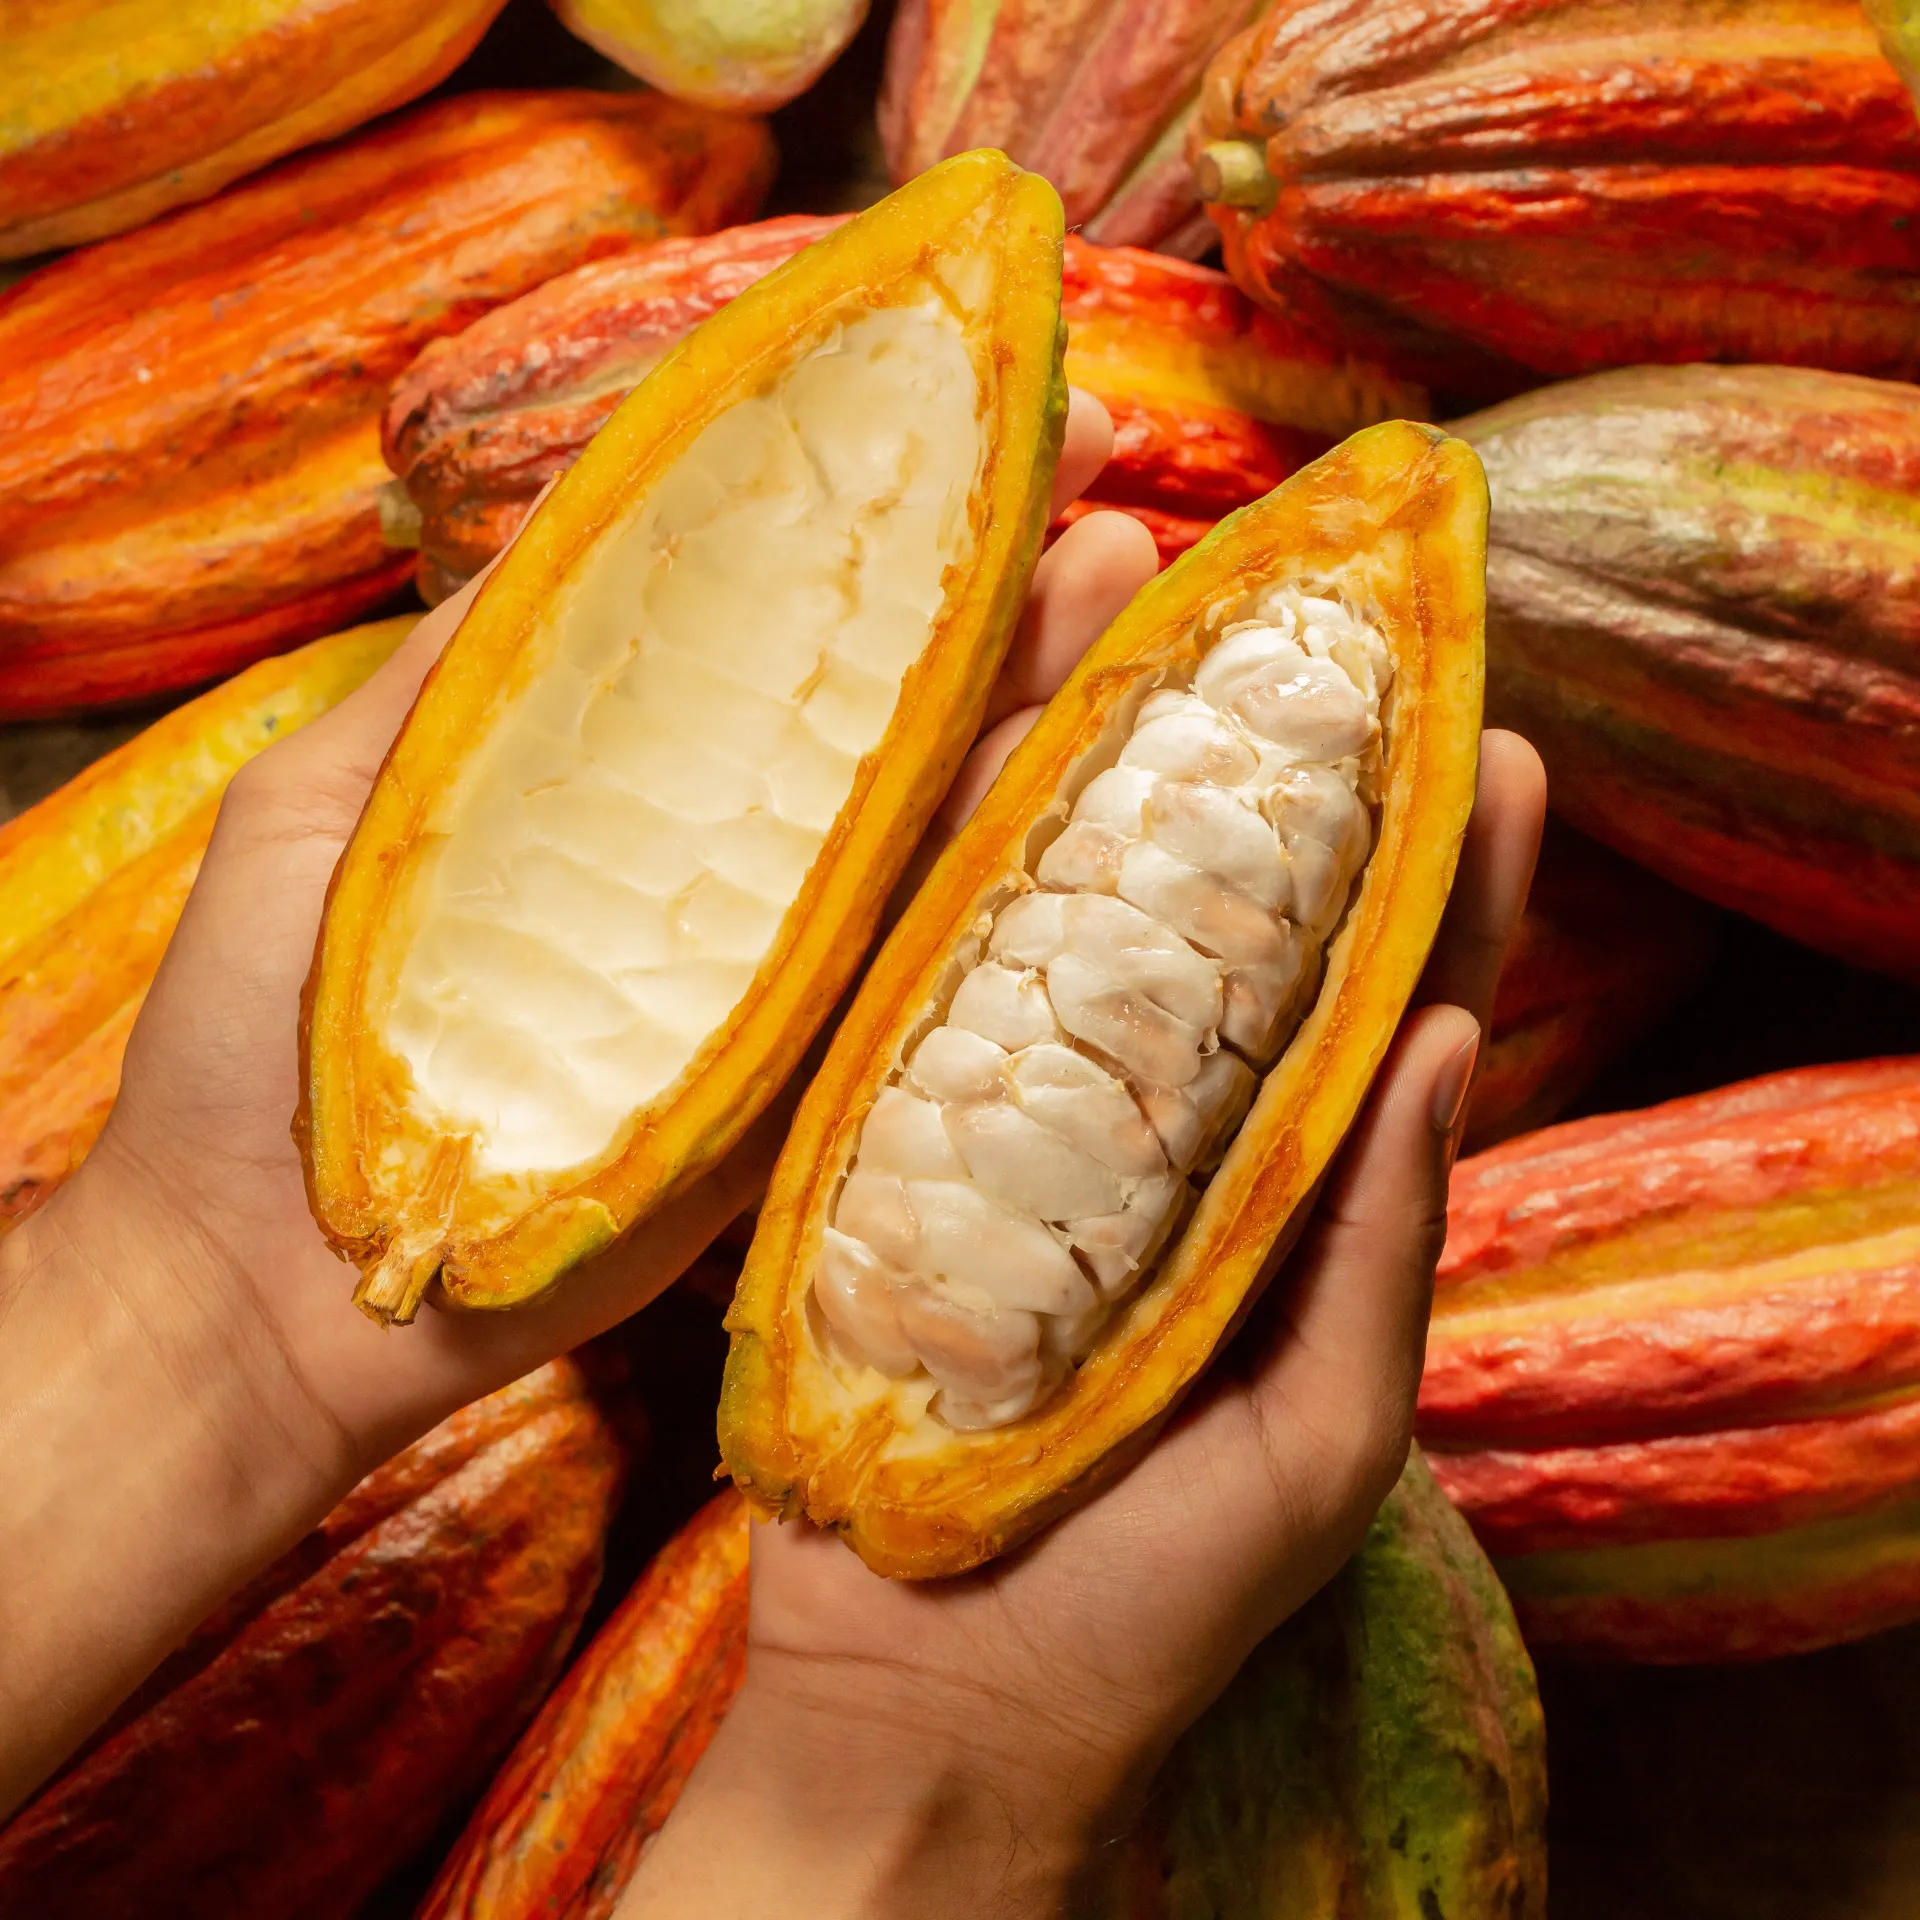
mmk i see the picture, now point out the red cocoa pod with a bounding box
[0,1361,626,1918]
[1421,1059,1920,1661]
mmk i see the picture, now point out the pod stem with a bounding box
[354,1232,445,1328]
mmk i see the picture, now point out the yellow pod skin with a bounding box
[300,152,1068,1326]
[719,421,1486,1577]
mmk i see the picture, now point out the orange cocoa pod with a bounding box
[1464,825,1715,1154]
[0,616,416,1234]
[1458,364,1920,981]
[303,153,1070,1326]
[1198,0,1920,396]
[1421,1058,1920,1661]
[879,0,1271,253]
[0,90,774,720]
[418,1490,750,1920]
[0,1360,626,1917]
[383,220,1421,599]
[0,0,512,259]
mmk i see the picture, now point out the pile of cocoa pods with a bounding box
[3,0,1918,1912]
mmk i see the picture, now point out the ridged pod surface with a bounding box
[1421,1059,1920,1661]
[0,1361,624,1919]
[551,0,871,111]
[414,1454,1543,1919]
[880,0,1272,254]
[0,0,510,259]
[1198,0,1920,396]
[721,421,1484,1578]
[1456,365,1920,981]
[302,154,1069,1326]
[0,90,773,719]
[383,217,1423,597]
[0,617,415,1234]
[418,1489,750,1920]
[1464,826,1714,1155]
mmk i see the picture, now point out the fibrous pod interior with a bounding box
[300,151,1067,1324]
[721,420,1486,1577]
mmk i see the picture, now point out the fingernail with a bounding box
[1431,1022,1481,1137]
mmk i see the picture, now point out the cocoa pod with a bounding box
[1456,364,1920,981]
[0,616,416,1234]
[384,217,1423,599]
[551,0,871,111]
[0,1360,626,1918]
[418,1454,1544,1920]
[0,89,774,719]
[418,1489,750,1920]
[1465,825,1715,1155]
[1199,0,1920,397]
[881,0,1270,253]
[1421,1058,1920,1661]
[721,421,1485,1576]
[0,0,510,259]
[302,153,1070,1326]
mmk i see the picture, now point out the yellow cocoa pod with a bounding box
[719,421,1486,1577]
[300,152,1067,1326]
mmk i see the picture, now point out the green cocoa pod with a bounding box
[1113,1448,1547,1919]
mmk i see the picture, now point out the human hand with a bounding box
[0,391,1146,1816]
[622,745,1546,1917]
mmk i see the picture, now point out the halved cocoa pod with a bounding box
[1199,0,1920,399]
[302,153,1069,1326]
[1458,364,1920,981]
[1422,1058,1920,1661]
[383,219,1423,602]
[720,420,1485,1577]
[0,0,510,259]
[0,1360,625,1918]
[0,89,773,719]
[417,1489,750,1920]
[0,617,416,1235]
[1465,824,1716,1154]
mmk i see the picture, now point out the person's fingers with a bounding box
[1412,730,1545,1032]
[983,508,1158,728]
[1050,387,1116,522]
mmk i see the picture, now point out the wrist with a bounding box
[0,1156,353,1814]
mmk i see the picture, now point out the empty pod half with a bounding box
[301,152,1068,1324]
[720,420,1485,1576]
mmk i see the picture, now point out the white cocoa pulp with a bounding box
[812,587,1391,1430]
[383,300,983,1175]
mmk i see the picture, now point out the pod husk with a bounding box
[720,419,1486,1577]
[301,151,1069,1325]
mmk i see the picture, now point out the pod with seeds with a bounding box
[299,152,1068,1325]
[719,420,1486,1576]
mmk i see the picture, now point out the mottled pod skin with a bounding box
[1456,365,1920,982]
[720,421,1485,1578]
[302,154,1069,1325]
[383,218,1424,599]
[551,0,871,112]
[1199,0,1920,397]
[0,0,511,259]
[1464,825,1715,1155]
[0,1361,624,1918]
[1422,1060,1920,1662]
[417,1490,750,1920]
[0,617,415,1235]
[0,90,774,719]
[880,0,1272,253]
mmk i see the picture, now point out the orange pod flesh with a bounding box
[301,153,1070,1326]
[0,617,415,1233]
[1422,1059,1920,1660]
[721,420,1486,1578]
[0,89,773,719]
[0,0,511,259]
[417,1490,749,1920]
